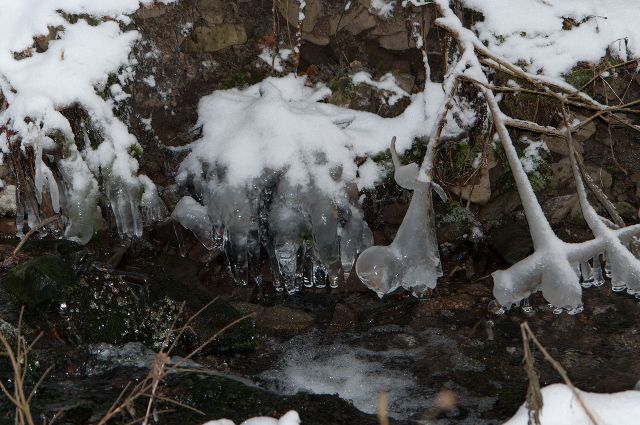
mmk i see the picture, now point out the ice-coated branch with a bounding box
[563,106,640,296]
[355,0,640,309]
[431,0,640,310]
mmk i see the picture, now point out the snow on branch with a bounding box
[357,0,640,312]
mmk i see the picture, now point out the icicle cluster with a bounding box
[172,74,448,291]
[173,171,372,292]
[0,1,169,243]
[354,0,640,312]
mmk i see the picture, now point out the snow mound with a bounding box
[504,383,640,425]
[463,0,640,77]
[178,73,442,196]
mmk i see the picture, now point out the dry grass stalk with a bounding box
[376,391,389,425]
[0,308,52,425]
[0,298,253,425]
[520,322,602,425]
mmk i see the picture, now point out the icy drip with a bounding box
[173,171,372,292]
[356,149,443,298]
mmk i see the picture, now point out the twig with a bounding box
[13,215,60,256]
[521,322,602,425]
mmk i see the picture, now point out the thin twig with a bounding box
[13,215,60,256]
[521,322,602,425]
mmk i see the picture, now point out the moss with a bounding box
[329,76,355,96]
[494,138,552,193]
[565,67,594,89]
[129,143,144,158]
[222,71,262,89]
[0,255,78,311]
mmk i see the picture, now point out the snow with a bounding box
[351,72,409,106]
[203,411,300,425]
[462,0,640,77]
[371,0,396,18]
[504,384,640,425]
[519,137,549,173]
[0,0,172,242]
[178,73,445,197]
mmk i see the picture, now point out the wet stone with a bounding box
[1,255,77,310]
[488,219,533,265]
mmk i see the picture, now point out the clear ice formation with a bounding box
[173,172,373,292]
[355,139,443,298]
[430,0,640,312]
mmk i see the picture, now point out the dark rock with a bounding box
[1,255,77,310]
[488,219,533,265]
[161,372,400,425]
[613,201,637,222]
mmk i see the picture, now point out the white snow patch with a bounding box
[519,137,548,173]
[179,74,446,196]
[462,0,640,77]
[371,0,396,17]
[504,383,640,425]
[351,71,409,106]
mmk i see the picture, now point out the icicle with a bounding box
[580,260,594,288]
[172,196,216,249]
[592,254,605,287]
[521,296,533,313]
[356,139,442,297]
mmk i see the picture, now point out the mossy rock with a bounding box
[0,255,78,310]
[437,206,484,245]
[150,274,256,353]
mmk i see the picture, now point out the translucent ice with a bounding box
[356,140,442,298]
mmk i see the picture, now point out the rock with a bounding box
[381,203,409,226]
[543,194,578,224]
[437,207,483,245]
[255,305,314,332]
[338,6,377,35]
[573,114,597,143]
[277,0,322,33]
[0,217,16,234]
[0,163,9,180]
[330,303,357,330]
[194,24,247,52]
[136,4,167,19]
[613,201,637,222]
[550,158,573,190]
[542,135,584,156]
[488,219,533,265]
[550,158,612,193]
[391,72,415,94]
[1,255,77,310]
[585,166,613,192]
[161,371,382,425]
[0,185,17,216]
[448,165,493,205]
[478,191,522,223]
[377,31,413,50]
[199,0,224,12]
[542,113,595,156]
[150,274,256,353]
